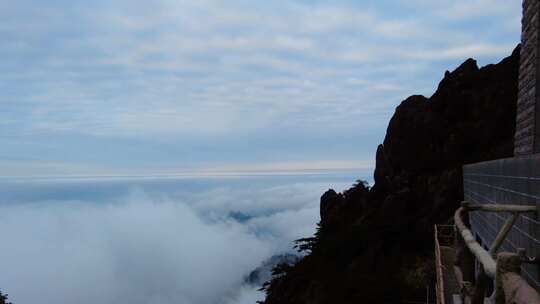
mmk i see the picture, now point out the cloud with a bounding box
[189,180,352,214]
[437,0,519,21]
[0,196,269,303]
[0,0,521,138]
[401,43,516,61]
[0,0,521,176]
[0,177,353,304]
[225,286,264,304]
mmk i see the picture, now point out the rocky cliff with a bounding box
[260,46,520,304]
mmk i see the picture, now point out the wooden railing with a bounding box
[435,225,446,304]
[453,202,540,304]
[435,225,456,304]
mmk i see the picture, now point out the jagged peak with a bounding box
[445,58,479,80]
[398,94,428,108]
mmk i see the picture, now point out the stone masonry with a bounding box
[515,0,540,155]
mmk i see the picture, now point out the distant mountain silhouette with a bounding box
[261,45,520,304]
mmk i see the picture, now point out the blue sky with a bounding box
[0,0,521,177]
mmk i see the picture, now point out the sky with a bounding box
[0,0,522,177]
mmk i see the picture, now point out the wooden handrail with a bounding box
[454,207,497,278]
[453,202,540,304]
[461,202,537,213]
[434,225,446,304]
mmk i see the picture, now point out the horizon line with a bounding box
[0,166,374,181]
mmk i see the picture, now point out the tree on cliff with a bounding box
[0,291,11,304]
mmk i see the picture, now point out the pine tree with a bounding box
[0,290,11,304]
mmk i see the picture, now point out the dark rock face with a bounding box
[320,189,345,230]
[261,46,520,304]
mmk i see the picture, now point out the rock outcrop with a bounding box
[261,46,520,304]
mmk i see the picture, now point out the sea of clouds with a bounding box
[0,175,360,304]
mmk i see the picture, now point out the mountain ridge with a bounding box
[260,45,521,304]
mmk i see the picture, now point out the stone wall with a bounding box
[463,155,540,291]
[515,0,540,155]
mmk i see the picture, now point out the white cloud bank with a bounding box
[0,178,351,304]
[0,197,268,304]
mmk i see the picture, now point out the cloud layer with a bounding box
[1,197,268,304]
[0,0,521,176]
[0,177,352,304]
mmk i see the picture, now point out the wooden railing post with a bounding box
[472,269,489,304]
[453,202,540,304]
[435,225,445,304]
[495,252,540,304]
[495,252,521,304]
[489,213,519,257]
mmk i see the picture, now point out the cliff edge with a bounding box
[261,45,520,304]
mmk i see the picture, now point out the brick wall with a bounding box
[463,155,540,290]
[515,0,540,155]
